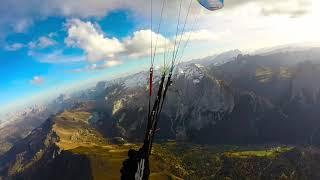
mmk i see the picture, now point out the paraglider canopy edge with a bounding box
[197,0,224,11]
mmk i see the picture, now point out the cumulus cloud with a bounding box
[64,19,229,63]
[30,76,45,85]
[0,0,313,44]
[64,19,171,60]
[6,18,171,64]
[0,0,197,20]
[122,29,230,58]
[0,0,312,21]
[124,29,171,57]
[65,19,125,62]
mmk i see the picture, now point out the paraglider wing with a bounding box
[197,0,224,11]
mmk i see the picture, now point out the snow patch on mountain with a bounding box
[176,63,204,80]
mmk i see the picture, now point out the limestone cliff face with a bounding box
[290,62,320,105]
[92,63,235,141]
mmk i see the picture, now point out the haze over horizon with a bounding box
[0,0,319,111]
[3,1,320,179]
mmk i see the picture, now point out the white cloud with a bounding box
[12,18,33,33]
[122,29,232,58]
[5,34,57,51]
[28,50,85,64]
[28,0,310,20]
[180,29,231,42]
[0,0,313,45]
[258,0,311,18]
[29,36,57,49]
[225,0,311,17]
[30,76,45,85]
[64,19,172,59]
[71,59,123,73]
[88,63,98,71]
[65,19,125,62]
[4,43,25,51]
[89,60,123,70]
[104,60,122,67]
[37,36,57,48]
[64,19,233,63]
[124,29,171,58]
[48,32,58,38]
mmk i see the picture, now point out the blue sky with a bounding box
[0,11,142,106]
[0,0,319,112]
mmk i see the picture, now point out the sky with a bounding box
[0,0,319,113]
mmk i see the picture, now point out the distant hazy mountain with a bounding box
[254,43,320,55]
[0,94,81,156]
[188,49,242,66]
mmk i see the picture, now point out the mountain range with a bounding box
[1,46,320,179]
